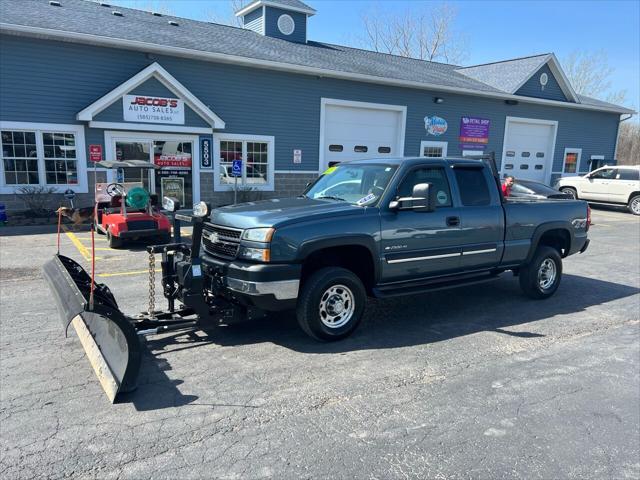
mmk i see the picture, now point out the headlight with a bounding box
[238,246,271,262]
[162,196,179,212]
[241,227,275,242]
[192,201,209,218]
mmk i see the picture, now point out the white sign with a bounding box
[123,95,185,125]
[293,149,302,164]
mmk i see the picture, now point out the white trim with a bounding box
[2,24,632,116]
[262,5,266,35]
[462,150,483,157]
[590,155,605,160]
[76,62,225,129]
[499,116,558,185]
[509,55,551,94]
[212,133,275,192]
[103,130,201,203]
[562,147,582,175]
[235,1,316,17]
[0,121,88,194]
[89,121,212,134]
[277,14,295,36]
[419,141,448,157]
[318,98,407,172]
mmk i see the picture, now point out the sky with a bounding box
[109,0,640,115]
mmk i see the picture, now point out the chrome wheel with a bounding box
[319,284,355,329]
[561,188,577,199]
[631,197,640,215]
[538,258,557,290]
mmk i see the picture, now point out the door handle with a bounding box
[446,216,460,227]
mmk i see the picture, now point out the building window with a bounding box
[378,146,391,154]
[0,122,86,193]
[328,145,343,152]
[354,145,368,153]
[214,134,275,191]
[420,141,448,158]
[563,148,582,174]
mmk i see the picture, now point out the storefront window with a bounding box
[215,135,274,191]
[563,148,581,174]
[1,126,84,189]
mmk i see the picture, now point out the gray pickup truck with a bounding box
[160,156,590,341]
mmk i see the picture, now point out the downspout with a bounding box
[613,113,634,162]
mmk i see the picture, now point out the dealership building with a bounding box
[0,0,634,212]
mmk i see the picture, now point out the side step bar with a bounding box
[372,271,501,298]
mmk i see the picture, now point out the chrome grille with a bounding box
[202,223,242,259]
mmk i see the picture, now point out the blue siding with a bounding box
[243,8,264,35]
[516,64,569,102]
[264,6,307,43]
[94,77,210,128]
[0,35,619,175]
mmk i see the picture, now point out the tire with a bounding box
[560,187,578,200]
[628,194,640,216]
[296,267,366,341]
[107,230,123,249]
[519,246,562,299]
[158,232,171,244]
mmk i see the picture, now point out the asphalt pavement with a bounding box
[0,206,638,479]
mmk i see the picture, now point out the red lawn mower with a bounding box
[94,160,172,248]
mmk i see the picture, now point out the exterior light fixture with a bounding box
[505,99,519,105]
[433,97,444,104]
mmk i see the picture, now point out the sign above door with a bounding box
[123,95,185,125]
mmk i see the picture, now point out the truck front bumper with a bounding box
[201,252,300,311]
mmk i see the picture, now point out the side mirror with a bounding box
[389,183,436,212]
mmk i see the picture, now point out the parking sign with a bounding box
[232,159,242,177]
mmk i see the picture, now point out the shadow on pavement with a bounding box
[130,273,639,410]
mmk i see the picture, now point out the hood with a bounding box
[208,197,364,229]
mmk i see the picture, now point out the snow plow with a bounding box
[43,199,241,403]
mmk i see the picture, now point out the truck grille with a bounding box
[202,224,243,259]
[126,220,157,231]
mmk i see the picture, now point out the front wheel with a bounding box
[560,187,578,199]
[628,195,640,216]
[519,246,562,299]
[296,267,366,341]
[107,230,123,249]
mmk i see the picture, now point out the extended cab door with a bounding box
[380,163,464,282]
[581,167,616,201]
[450,164,504,270]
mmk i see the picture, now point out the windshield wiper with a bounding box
[316,195,346,201]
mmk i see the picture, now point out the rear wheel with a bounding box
[296,267,366,341]
[628,194,640,215]
[519,246,562,299]
[560,187,578,199]
[107,230,123,249]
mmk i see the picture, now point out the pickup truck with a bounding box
[163,157,590,341]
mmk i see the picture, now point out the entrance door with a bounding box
[107,132,199,205]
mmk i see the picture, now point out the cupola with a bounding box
[235,0,316,43]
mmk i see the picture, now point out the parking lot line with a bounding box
[97,268,160,277]
[63,227,102,261]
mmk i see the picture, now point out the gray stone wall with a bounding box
[200,172,318,208]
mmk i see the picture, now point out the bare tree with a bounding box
[562,50,627,104]
[205,0,247,27]
[616,122,640,165]
[360,2,467,64]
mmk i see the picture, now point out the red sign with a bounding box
[89,144,102,163]
[154,154,192,168]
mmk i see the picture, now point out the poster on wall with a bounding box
[123,95,185,125]
[459,116,490,150]
[424,116,448,136]
[161,177,185,205]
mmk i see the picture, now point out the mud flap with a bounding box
[42,255,142,403]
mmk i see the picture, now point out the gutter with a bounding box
[0,23,636,116]
[613,113,636,160]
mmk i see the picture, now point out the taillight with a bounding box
[586,204,591,231]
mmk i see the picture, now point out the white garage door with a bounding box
[322,102,405,169]
[502,119,556,183]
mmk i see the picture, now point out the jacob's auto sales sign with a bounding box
[154,154,192,169]
[123,95,185,125]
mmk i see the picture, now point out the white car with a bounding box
[555,165,640,215]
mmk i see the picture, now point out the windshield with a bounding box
[304,164,398,206]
